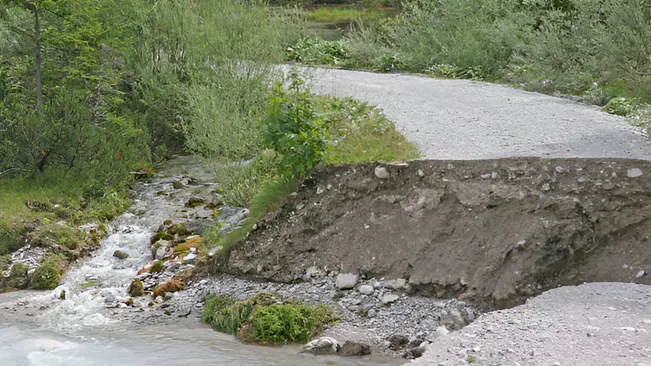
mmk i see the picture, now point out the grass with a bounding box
[201,292,335,344]
[305,7,394,24]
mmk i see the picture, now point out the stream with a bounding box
[0,157,398,366]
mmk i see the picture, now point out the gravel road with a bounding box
[409,283,651,366]
[302,68,651,365]
[303,67,651,161]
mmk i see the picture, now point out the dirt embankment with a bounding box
[213,158,651,310]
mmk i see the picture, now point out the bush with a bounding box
[262,77,330,178]
[201,292,335,344]
[8,262,29,289]
[29,259,61,290]
[214,150,282,207]
[602,97,640,117]
[286,37,353,66]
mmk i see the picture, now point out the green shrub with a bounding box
[602,97,639,117]
[201,292,335,344]
[262,77,330,178]
[29,259,61,290]
[286,37,353,66]
[29,224,85,251]
[150,260,165,274]
[0,254,11,272]
[8,262,29,289]
[251,303,333,344]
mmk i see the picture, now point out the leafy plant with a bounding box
[286,37,353,66]
[29,259,61,290]
[602,97,639,117]
[262,76,330,178]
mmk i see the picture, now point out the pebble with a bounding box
[636,270,646,279]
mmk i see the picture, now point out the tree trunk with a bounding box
[34,6,43,111]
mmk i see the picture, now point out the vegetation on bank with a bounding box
[201,292,335,344]
[285,0,651,125]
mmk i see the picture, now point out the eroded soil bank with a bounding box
[215,157,651,310]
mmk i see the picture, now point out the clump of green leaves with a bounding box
[8,262,29,289]
[201,292,335,344]
[286,37,353,66]
[602,97,640,117]
[29,259,62,290]
[262,76,330,178]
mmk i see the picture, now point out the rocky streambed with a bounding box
[1,156,474,365]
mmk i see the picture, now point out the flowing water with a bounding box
[0,157,399,366]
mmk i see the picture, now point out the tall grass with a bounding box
[344,0,651,101]
[306,7,394,23]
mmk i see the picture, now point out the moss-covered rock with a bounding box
[201,292,335,345]
[29,259,61,290]
[187,197,204,207]
[150,260,165,273]
[8,262,29,289]
[153,279,185,298]
[150,232,173,245]
[128,279,145,297]
[113,250,129,259]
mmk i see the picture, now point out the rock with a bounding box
[358,285,374,295]
[113,250,129,259]
[182,253,197,265]
[381,294,400,305]
[103,292,118,305]
[388,334,409,351]
[627,168,644,178]
[404,341,429,359]
[128,279,145,297]
[367,309,377,318]
[336,273,358,290]
[374,166,390,179]
[187,197,205,207]
[164,291,175,300]
[301,337,341,355]
[172,181,184,189]
[636,270,646,279]
[435,325,450,337]
[305,266,320,278]
[339,341,371,356]
[385,278,406,290]
[153,279,185,298]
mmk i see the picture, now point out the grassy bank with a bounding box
[305,6,394,24]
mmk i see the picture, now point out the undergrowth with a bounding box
[201,292,335,344]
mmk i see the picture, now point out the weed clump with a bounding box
[201,292,335,345]
[29,259,62,290]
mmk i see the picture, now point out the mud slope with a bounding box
[216,158,651,310]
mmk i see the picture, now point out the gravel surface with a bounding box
[301,67,651,161]
[409,283,651,366]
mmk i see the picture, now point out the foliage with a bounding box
[602,97,640,117]
[29,223,86,251]
[262,77,331,178]
[305,7,394,24]
[214,150,282,207]
[251,303,334,344]
[201,292,335,344]
[8,262,29,289]
[286,37,353,66]
[29,258,62,290]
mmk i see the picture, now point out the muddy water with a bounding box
[0,156,399,366]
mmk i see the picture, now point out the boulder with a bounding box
[336,273,358,290]
[358,285,374,295]
[339,341,371,356]
[301,337,341,355]
[128,279,145,297]
[113,250,129,259]
[182,253,197,265]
